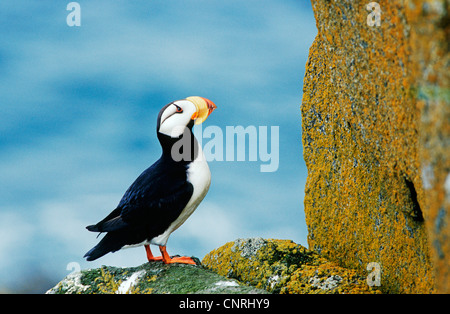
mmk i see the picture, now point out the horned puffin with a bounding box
[84,96,217,265]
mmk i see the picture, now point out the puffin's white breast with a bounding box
[150,146,211,246]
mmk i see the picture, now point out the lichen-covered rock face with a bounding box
[46,261,268,294]
[202,238,381,294]
[302,0,449,293]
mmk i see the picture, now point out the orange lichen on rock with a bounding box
[406,0,450,294]
[302,0,449,293]
[202,238,380,294]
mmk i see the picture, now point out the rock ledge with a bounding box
[47,259,267,294]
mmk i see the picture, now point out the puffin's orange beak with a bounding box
[186,96,217,125]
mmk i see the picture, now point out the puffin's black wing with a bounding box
[84,159,194,261]
[85,207,122,233]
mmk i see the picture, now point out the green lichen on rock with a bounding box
[302,0,449,293]
[202,238,380,294]
[47,260,268,294]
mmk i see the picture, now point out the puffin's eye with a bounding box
[175,105,183,113]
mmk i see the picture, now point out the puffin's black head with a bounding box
[156,96,217,160]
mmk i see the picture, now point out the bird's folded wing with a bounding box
[86,182,194,233]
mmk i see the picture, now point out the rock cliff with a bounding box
[302,0,449,293]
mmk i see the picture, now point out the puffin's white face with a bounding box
[158,97,217,138]
[158,100,197,138]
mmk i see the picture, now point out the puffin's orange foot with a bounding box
[164,256,197,265]
[159,245,197,265]
[145,244,163,262]
[148,256,163,262]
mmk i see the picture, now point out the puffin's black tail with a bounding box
[84,232,124,261]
